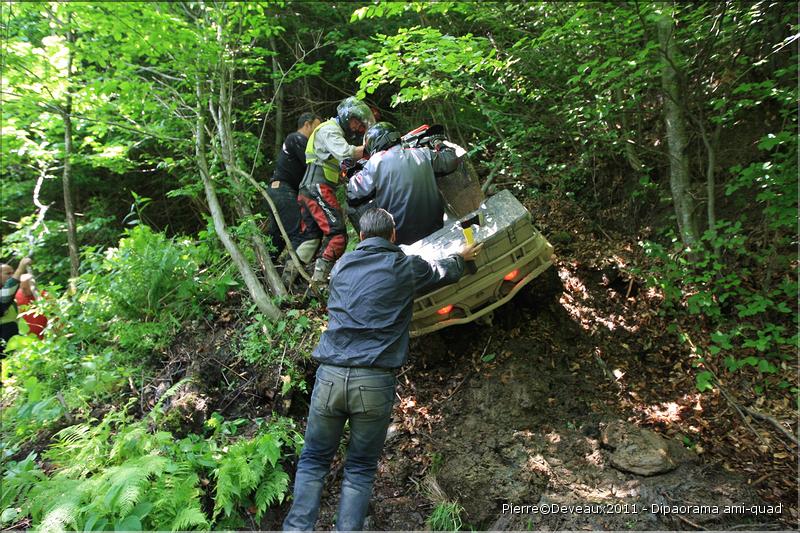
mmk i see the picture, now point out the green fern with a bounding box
[211,426,296,521]
[170,507,209,531]
[254,468,290,519]
[30,478,87,532]
[38,501,80,532]
[101,455,168,517]
[1,452,45,521]
[151,470,208,531]
[256,433,281,467]
[18,411,298,531]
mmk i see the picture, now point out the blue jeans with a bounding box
[283,364,396,531]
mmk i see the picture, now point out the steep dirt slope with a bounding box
[302,218,796,530]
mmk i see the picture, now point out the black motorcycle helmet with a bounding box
[364,122,401,157]
[336,97,376,143]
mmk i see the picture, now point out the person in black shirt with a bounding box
[266,112,321,261]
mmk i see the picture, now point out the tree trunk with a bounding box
[657,9,699,248]
[698,121,721,243]
[62,18,80,280]
[270,35,284,161]
[195,81,281,321]
[212,43,287,298]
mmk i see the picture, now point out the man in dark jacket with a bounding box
[283,208,481,531]
[266,112,321,263]
[346,122,462,245]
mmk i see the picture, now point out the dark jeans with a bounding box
[283,364,396,531]
[266,181,303,260]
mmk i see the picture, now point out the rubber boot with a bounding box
[311,257,333,284]
[282,239,320,288]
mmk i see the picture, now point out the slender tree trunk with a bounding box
[447,101,482,187]
[212,44,286,297]
[698,121,721,242]
[62,18,80,280]
[615,87,644,172]
[270,35,283,161]
[195,81,280,320]
[657,9,699,247]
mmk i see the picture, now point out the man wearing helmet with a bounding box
[294,97,375,286]
[346,122,462,245]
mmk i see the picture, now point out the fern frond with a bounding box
[47,422,110,476]
[136,454,169,477]
[101,455,168,515]
[109,425,147,461]
[28,478,84,522]
[52,424,91,446]
[167,459,193,480]
[38,501,80,533]
[116,483,142,518]
[253,467,289,519]
[256,434,281,468]
[170,507,209,531]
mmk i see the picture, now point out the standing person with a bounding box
[282,208,482,531]
[266,112,321,263]
[0,257,32,356]
[15,274,48,339]
[346,122,463,245]
[296,97,375,286]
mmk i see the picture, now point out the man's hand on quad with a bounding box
[459,242,484,262]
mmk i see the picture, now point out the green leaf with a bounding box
[169,507,208,531]
[757,359,777,374]
[695,371,714,392]
[129,501,153,520]
[5,334,35,352]
[115,514,142,531]
[710,331,733,349]
[481,353,496,363]
[0,508,19,525]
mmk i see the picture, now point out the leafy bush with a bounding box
[642,225,796,384]
[1,225,231,450]
[638,131,797,392]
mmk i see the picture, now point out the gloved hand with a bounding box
[308,258,333,300]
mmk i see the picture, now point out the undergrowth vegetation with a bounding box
[3,407,300,531]
[638,131,798,396]
[1,225,302,530]
[239,308,317,397]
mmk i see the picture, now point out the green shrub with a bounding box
[1,225,231,450]
[637,131,797,393]
[641,224,796,386]
[2,408,301,531]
